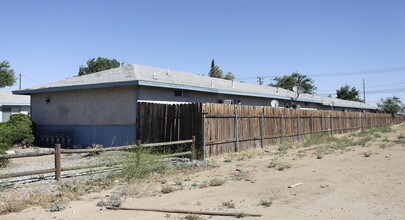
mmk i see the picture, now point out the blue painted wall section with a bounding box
[35,124,136,148]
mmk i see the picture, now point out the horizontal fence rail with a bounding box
[0,137,196,181]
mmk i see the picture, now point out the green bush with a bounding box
[0,114,34,151]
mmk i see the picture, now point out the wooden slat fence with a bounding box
[136,102,405,159]
[202,103,405,157]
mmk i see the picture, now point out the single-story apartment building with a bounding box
[0,89,30,122]
[13,64,376,147]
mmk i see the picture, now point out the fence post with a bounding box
[344,112,348,133]
[235,111,239,152]
[202,111,206,160]
[260,110,264,148]
[330,114,333,135]
[321,113,324,134]
[281,114,284,144]
[310,112,314,135]
[297,111,300,142]
[191,135,196,162]
[54,144,61,181]
[338,114,340,134]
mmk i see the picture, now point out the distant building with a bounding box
[0,89,30,122]
[13,64,376,147]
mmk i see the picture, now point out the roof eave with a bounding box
[13,81,140,95]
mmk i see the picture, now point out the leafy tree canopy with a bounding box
[224,72,235,80]
[208,59,223,78]
[208,59,236,81]
[377,96,404,115]
[78,57,121,76]
[269,72,317,94]
[336,85,362,102]
[0,60,16,88]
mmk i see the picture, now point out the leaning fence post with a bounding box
[191,135,196,162]
[260,110,264,148]
[54,144,61,181]
[235,111,239,152]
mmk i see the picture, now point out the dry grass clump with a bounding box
[209,177,226,186]
[161,185,176,194]
[222,200,235,209]
[268,158,291,171]
[259,199,273,207]
[184,215,206,220]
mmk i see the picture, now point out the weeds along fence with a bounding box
[0,138,196,181]
[136,103,405,159]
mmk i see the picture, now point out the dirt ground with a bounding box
[1,124,405,220]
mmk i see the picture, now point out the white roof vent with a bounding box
[152,70,157,79]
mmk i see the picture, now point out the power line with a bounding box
[237,66,405,80]
[21,74,43,85]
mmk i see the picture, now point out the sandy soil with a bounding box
[1,124,405,220]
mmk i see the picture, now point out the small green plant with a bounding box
[50,201,65,212]
[209,177,226,186]
[268,158,290,171]
[122,149,168,180]
[259,199,272,207]
[222,200,235,209]
[277,141,294,154]
[396,134,405,145]
[161,185,175,194]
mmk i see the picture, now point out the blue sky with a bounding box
[1,0,404,106]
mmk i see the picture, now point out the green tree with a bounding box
[208,59,223,78]
[78,57,121,76]
[377,96,404,115]
[0,60,16,88]
[336,85,362,101]
[270,72,317,94]
[224,72,235,80]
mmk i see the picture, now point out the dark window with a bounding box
[174,90,191,98]
[174,90,183,97]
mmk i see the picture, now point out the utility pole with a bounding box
[19,73,22,90]
[363,78,365,103]
[257,77,264,85]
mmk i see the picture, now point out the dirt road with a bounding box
[1,124,405,220]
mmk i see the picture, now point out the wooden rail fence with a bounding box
[0,137,196,181]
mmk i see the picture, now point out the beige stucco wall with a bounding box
[31,86,136,125]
